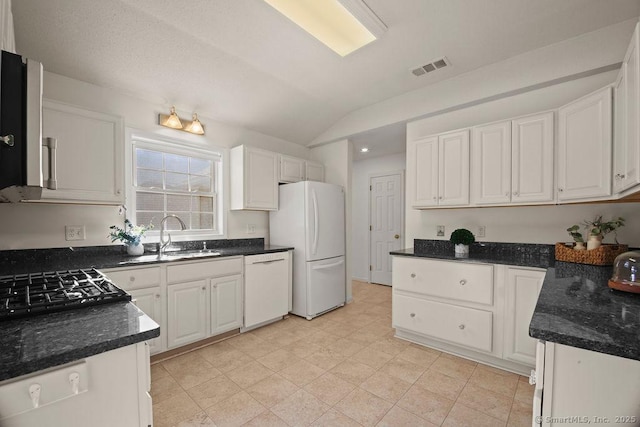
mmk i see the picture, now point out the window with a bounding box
[131,137,222,234]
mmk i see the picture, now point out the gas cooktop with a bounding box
[0,268,131,320]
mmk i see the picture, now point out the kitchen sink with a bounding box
[119,249,222,265]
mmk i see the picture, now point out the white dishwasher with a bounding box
[243,252,290,330]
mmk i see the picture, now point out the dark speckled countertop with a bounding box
[390,239,554,269]
[529,261,640,361]
[0,302,159,381]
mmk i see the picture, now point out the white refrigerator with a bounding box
[270,181,346,319]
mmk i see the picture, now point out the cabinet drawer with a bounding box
[393,294,493,353]
[393,257,494,305]
[167,257,242,284]
[104,266,161,291]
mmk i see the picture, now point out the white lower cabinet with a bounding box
[129,287,163,354]
[504,267,545,366]
[210,274,243,335]
[167,280,209,349]
[392,256,544,374]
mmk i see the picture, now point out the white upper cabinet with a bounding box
[439,130,470,206]
[557,86,612,201]
[411,130,469,208]
[278,154,305,183]
[41,100,124,204]
[614,22,640,194]
[305,160,325,182]
[511,112,554,203]
[472,121,512,205]
[230,145,278,211]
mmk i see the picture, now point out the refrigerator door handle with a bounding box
[311,259,344,270]
[312,189,319,255]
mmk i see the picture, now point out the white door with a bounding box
[129,287,163,354]
[614,70,628,193]
[245,147,278,210]
[305,161,325,182]
[438,130,470,206]
[512,112,554,203]
[623,23,640,191]
[305,182,345,261]
[306,256,346,318]
[211,274,243,335]
[472,121,512,205]
[167,280,208,348]
[557,87,612,201]
[369,173,403,286]
[279,155,305,183]
[412,136,439,207]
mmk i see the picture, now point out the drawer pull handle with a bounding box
[459,279,466,286]
[410,313,416,318]
[410,273,416,278]
[459,324,465,330]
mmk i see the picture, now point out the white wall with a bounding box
[313,19,637,145]
[352,153,406,282]
[311,140,354,301]
[0,72,313,250]
[406,70,640,247]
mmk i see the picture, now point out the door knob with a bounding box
[394,234,400,239]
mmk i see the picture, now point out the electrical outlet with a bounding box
[246,224,256,234]
[436,225,445,237]
[478,225,486,238]
[65,225,86,241]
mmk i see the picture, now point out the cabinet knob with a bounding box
[130,276,135,282]
[558,188,564,192]
[410,313,416,318]
[410,273,416,278]
[513,192,519,197]
[459,324,465,330]
[433,197,437,200]
[505,192,510,197]
[459,279,466,286]
[394,234,400,239]
[615,173,626,180]
[155,294,160,298]
[201,286,206,291]
[116,189,122,195]
[439,196,443,200]
[213,284,218,289]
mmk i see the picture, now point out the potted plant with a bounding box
[450,228,475,257]
[582,215,625,250]
[566,225,586,250]
[109,219,154,256]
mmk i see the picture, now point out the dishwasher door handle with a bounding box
[311,259,344,270]
[250,258,285,265]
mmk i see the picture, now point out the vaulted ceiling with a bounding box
[12,0,640,145]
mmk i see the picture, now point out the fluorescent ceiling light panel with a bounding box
[264,0,386,56]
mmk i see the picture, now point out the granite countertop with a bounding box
[530,261,640,361]
[0,302,159,381]
[0,238,294,275]
[390,239,555,269]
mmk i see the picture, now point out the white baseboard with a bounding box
[352,276,369,283]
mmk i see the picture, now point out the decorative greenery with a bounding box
[109,219,154,246]
[566,225,584,243]
[450,228,475,246]
[582,215,625,242]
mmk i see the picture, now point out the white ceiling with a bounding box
[12,0,640,146]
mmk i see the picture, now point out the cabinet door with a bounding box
[622,23,640,192]
[411,136,439,207]
[210,274,243,335]
[438,130,469,206]
[471,121,511,205]
[512,112,554,203]
[614,69,628,193]
[244,147,278,210]
[279,155,305,183]
[41,100,124,204]
[167,280,208,348]
[504,268,544,366]
[557,87,612,201]
[129,287,164,354]
[305,161,325,182]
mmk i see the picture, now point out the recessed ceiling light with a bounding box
[360,147,369,153]
[263,0,387,57]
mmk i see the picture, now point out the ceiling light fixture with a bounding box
[158,107,206,135]
[360,147,369,153]
[263,0,387,57]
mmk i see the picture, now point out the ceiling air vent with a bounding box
[411,56,450,77]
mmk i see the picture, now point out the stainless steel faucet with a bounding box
[159,214,187,256]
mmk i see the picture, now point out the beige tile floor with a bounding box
[151,281,534,427]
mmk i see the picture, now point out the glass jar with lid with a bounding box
[608,251,640,293]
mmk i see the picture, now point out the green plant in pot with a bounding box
[450,228,475,257]
[566,225,586,251]
[581,215,625,250]
[109,219,154,256]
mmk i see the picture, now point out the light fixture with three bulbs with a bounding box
[158,106,205,135]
